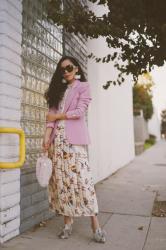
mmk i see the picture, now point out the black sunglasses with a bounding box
[60,64,77,74]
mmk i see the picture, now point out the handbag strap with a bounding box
[41,150,49,158]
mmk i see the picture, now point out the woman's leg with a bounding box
[90,215,100,232]
[58,216,74,239]
[90,215,106,243]
[64,215,73,225]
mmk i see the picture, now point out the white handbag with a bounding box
[36,152,53,187]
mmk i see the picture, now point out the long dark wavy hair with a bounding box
[44,56,86,109]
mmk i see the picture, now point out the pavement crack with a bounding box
[100,211,151,218]
[142,191,158,250]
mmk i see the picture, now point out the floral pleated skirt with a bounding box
[48,120,99,217]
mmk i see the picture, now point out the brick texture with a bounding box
[0,0,22,243]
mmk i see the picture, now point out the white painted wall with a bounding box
[0,0,22,243]
[87,3,135,183]
[148,107,161,141]
[151,65,166,121]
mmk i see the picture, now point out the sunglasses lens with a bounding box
[66,65,74,72]
[61,65,74,74]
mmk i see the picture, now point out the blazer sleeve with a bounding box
[65,83,92,119]
[46,106,57,128]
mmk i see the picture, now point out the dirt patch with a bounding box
[152,200,166,217]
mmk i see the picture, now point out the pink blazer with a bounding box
[46,79,92,145]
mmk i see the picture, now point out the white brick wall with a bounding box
[0,0,22,243]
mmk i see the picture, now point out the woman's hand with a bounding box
[46,113,57,122]
[42,127,52,152]
[42,137,50,152]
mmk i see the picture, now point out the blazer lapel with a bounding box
[63,80,80,113]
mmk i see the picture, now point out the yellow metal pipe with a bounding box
[0,127,26,169]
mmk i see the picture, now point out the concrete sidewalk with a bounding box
[2,140,166,250]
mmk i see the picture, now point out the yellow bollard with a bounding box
[0,127,25,169]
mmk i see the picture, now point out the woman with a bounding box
[43,56,106,243]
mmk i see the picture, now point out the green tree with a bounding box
[46,0,166,88]
[133,73,154,120]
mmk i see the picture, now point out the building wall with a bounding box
[148,107,161,141]
[133,115,149,155]
[20,0,64,233]
[87,52,135,182]
[134,115,149,143]
[87,3,135,182]
[0,0,22,243]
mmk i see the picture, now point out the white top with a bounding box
[59,86,70,113]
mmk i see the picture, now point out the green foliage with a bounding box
[144,134,156,150]
[145,134,156,147]
[144,142,151,150]
[46,0,166,88]
[133,74,154,120]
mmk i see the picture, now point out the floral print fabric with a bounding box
[48,86,99,217]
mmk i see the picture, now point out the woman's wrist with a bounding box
[45,127,53,137]
[46,113,67,122]
[56,113,67,120]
